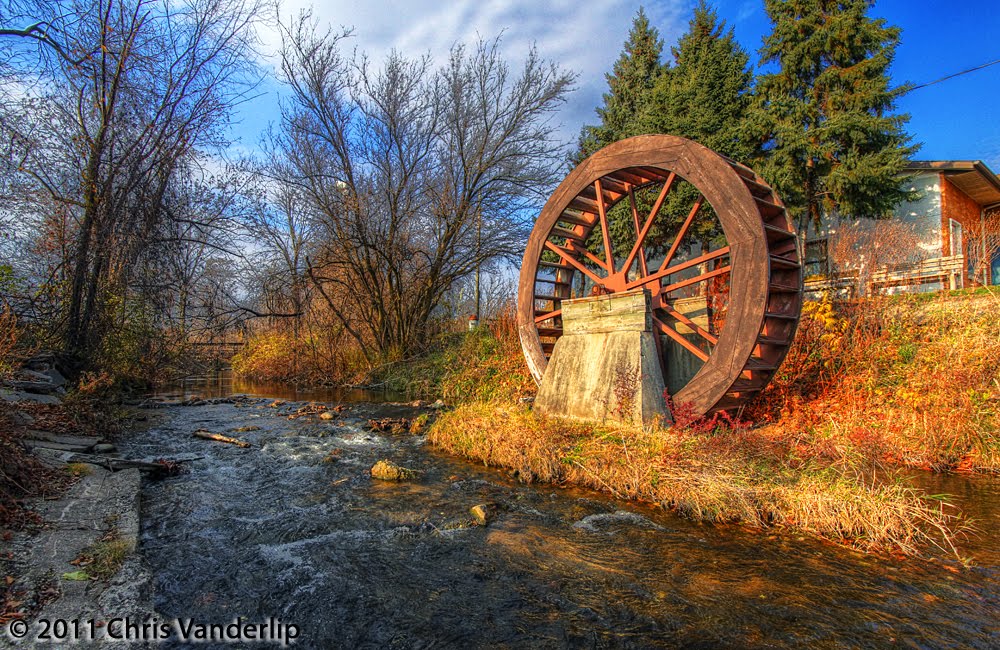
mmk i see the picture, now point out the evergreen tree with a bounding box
[753,0,916,232]
[640,1,760,252]
[575,8,663,162]
[643,1,757,161]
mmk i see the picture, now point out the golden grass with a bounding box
[748,292,1000,472]
[429,403,964,557]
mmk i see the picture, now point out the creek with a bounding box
[121,377,999,648]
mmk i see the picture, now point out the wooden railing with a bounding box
[805,255,967,295]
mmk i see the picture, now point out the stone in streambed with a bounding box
[319,411,337,421]
[370,460,420,481]
[93,443,117,454]
[470,504,492,526]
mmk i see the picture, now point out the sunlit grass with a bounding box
[429,403,965,557]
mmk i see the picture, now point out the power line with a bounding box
[911,57,1000,91]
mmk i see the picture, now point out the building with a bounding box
[804,160,1000,295]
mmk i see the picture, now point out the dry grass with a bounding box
[378,307,536,404]
[746,291,1000,472]
[74,529,134,580]
[429,403,964,557]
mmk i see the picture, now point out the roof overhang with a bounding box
[906,160,1000,207]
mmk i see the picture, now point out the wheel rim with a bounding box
[517,134,803,416]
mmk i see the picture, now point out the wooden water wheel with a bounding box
[517,134,802,416]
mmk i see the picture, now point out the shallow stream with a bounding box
[122,383,999,648]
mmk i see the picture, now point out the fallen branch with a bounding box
[193,429,251,448]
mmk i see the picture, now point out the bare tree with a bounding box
[967,208,1000,288]
[274,12,574,363]
[2,0,265,367]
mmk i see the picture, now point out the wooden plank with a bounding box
[534,309,561,324]
[561,290,650,335]
[763,223,795,243]
[23,431,100,447]
[657,304,718,345]
[544,241,605,285]
[658,196,704,273]
[627,246,731,291]
[754,196,786,218]
[23,439,96,453]
[652,316,709,362]
[595,179,615,273]
[551,226,585,242]
[661,265,731,295]
[558,212,593,227]
[769,255,801,270]
[621,173,675,276]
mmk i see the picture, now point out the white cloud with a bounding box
[246,0,690,147]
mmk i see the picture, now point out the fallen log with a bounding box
[193,429,251,448]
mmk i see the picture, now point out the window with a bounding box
[949,219,963,257]
[803,238,829,278]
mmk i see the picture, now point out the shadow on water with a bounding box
[125,386,1000,648]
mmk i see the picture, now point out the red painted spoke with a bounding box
[566,240,611,273]
[534,309,561,324]
[595,179,614,274]
[544,241,606,286]
[626,246,730,290]
[656,305,719,346]
[652,316,709,362]
[622,173,675,279]
[659,195,704,273]
[660,265,731,295]
[627,187,650,278]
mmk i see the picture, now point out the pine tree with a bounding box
[575,8,664,162]
[639,1,760,251]
[642,1,757,161]
[754,0,916,232]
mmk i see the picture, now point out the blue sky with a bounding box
[234,0,1000,170]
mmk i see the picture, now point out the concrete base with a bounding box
[534,290,670,426]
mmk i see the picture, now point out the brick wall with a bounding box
[940,175,982,269]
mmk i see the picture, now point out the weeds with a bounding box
[429,403,963,556]
[603,359,641,421]
[72,529,134,581]
[746,292,1000,472]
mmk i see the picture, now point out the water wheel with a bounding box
[517,134,802,416]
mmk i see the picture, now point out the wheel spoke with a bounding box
[567,240,612,273]
[626,246,730,290]
[622,173,675,279]
[627,187,650,278]
[660,264,731,295]
[652,315,709,362]
[656,305,719,346]
[659,195,704,273]
[544,241,606,286]
[534,309,562,324]
[595,179,614,274]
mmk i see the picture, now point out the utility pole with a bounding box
[474,207,482,320]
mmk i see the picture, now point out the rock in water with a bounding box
[93,443,117,454]
[319,411,337,421]
[470,504,492,526]
[370,460,419,481]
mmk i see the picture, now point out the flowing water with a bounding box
[123,390,999,648]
